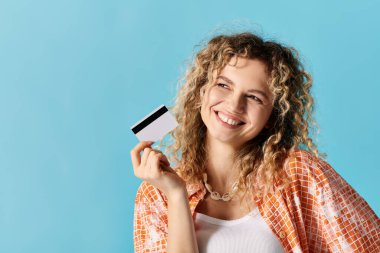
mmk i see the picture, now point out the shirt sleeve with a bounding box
[133,181,168,253]
[305,153,380,252]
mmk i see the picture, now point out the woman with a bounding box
[130,32,380,253]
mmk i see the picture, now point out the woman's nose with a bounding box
[227,93,245,113]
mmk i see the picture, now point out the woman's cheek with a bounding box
[209,88,227,103]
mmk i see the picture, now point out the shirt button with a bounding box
[279,231,286,238]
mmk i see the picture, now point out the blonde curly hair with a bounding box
[161,32,326,200]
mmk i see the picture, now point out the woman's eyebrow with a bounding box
[217,75,270,100]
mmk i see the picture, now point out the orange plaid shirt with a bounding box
[133,150,380,252]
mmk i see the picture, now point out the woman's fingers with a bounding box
[140,147,152,167]
[157,153,170,167]
[130,141,173,182]
[130,142,184,196]
[145,151,162,178]
[130,141,153,170]
[144,148,169,168]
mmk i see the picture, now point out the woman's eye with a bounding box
[217,83,228,89]
[247,95,262,103]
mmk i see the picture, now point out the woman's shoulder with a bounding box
[285,148,325,165]
[283,149,333,184]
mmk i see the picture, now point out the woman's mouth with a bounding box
[214,111,245,129]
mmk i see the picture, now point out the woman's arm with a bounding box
[315,159,380,251]
[166,188,199,253]
[131,141,199,253]
[288,150,380,252]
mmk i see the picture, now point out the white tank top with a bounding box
[194,206,285,253]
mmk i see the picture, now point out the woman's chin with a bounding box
[209,133,243,146]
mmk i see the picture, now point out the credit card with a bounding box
[130,105,178,142]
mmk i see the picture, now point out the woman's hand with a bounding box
[131,141,199,253]
[130,141,186,198]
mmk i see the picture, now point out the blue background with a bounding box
[1,0,379,252]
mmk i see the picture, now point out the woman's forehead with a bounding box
[213,58,270,88]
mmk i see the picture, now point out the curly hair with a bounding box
[161,32,326,200]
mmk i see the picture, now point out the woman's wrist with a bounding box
[166,186,188,203]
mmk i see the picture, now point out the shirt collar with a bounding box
[186,181,205,197]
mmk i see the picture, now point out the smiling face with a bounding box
[200,56,275,149]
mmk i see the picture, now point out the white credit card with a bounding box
[130,105,178,142]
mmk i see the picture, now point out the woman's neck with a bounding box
[204,134,241,192]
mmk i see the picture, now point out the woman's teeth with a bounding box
[217,112,243,126]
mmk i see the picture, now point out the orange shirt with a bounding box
[133,150,380,252]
